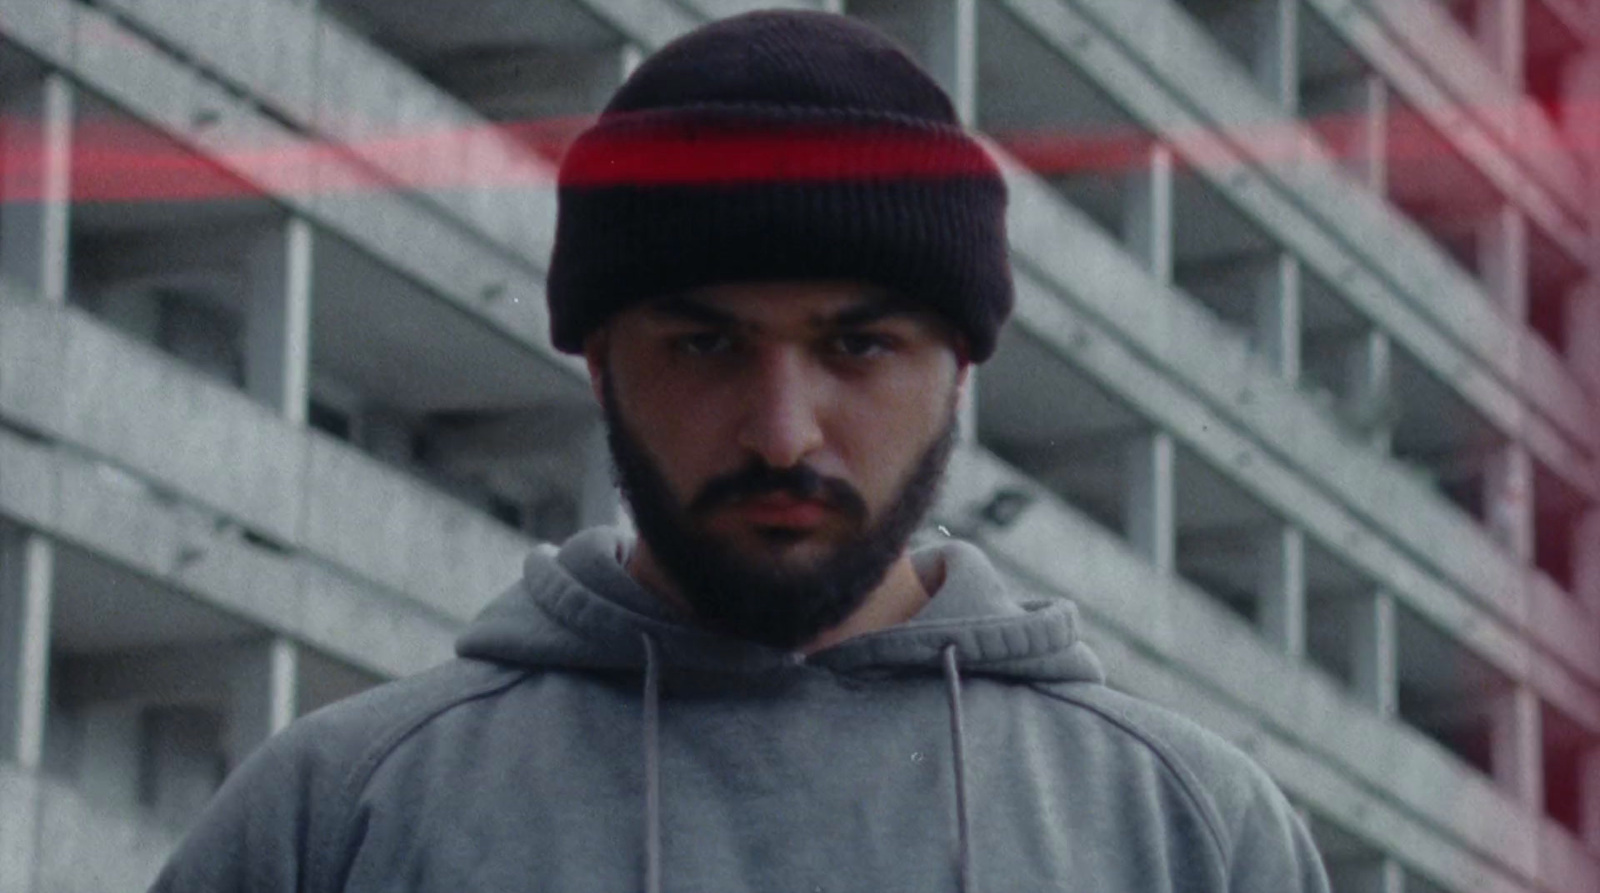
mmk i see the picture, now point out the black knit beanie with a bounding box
[546,10,1012,361]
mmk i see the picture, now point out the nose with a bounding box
[736,347,826,469]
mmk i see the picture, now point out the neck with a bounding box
[624,544,934,654]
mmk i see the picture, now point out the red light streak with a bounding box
[0,101,1591,205]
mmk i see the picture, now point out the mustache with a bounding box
[689,462,867,521]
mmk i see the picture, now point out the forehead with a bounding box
[635,280,924,329]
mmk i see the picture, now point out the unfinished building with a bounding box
[1,0,1599,891]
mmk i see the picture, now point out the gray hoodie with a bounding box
[150,527,1329,892]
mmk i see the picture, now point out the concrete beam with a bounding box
[945,446,1589,889]
[0,73,72,305]
[244,217,313,426]
[1124,430,1175,573]
[1257,524,1307,659]
[0,529,54,770]
[1122,144,1174,284]
[1001,0,1600,475]
[999,254,1600,699]
[1313,0,1585,228]
[1490,685,1544,812]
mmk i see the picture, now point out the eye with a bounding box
[673,331,735,356]
[828,332,896,359]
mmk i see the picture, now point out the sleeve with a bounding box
[1224,778,1332,893]
[145,719,353,893]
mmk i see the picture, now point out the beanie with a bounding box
[546,10,1012,361]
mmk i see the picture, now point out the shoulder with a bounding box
[1025,681,1329,891]
[148,658,526,893]
[287,658,527,770]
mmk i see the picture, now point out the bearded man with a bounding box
[151,10,1329,892]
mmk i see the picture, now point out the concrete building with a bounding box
[1,0,1598,890]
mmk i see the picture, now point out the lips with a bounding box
[729,495,832,527]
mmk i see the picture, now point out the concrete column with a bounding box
[0,73,73,304]
[1343,329,1394,453]
[1351,588,1399,715]
[1310,74,1388,192]
[1253,253,1301,383]
[1124,431,1176,573]
[244,217,314,425]
[226,637,298,770]
[1558,52,1600,180]
[956,365,980,451]
[1574,509,1600,617]
[1256,525,1306,658]
[1477,205,1529,322]
[1472,0,1526,90]
[1580,745,1600,851]
[1485,444,1535,562]
[1251,0,1299,114]
[1123,144,1174,284]
[951,0,977,127]
[1359,76,1389,196]
[854,0,977,126]
[1568,281,1600,394]
[0,530,54,770]
[1490,686,1543,811]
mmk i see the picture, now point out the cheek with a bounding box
[616,370,735,491]
[834,371,955,496]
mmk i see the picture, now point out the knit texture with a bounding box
[546,10,1012,361]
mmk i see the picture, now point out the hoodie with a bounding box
[149,527,1330,893]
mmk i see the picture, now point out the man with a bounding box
[152,10,1329,892]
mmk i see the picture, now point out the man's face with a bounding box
[588,281,968,650]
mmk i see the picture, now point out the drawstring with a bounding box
[942,644,975,893]
[641,633,662,893]
[639,636,975,893]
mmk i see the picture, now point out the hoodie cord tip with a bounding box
[942,643,975,893]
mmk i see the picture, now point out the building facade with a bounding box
[1,0,1598,890]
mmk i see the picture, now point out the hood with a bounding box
[457,527,1103,684]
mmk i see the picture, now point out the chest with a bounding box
[337,676,1219,892]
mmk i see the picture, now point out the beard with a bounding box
[602,373,958,651]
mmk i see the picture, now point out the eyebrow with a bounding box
[646,293,921,330]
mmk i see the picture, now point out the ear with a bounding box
[583,330,609,407]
